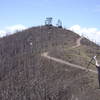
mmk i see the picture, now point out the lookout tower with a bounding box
[45,17,53,26]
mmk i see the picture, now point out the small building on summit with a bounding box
[45,17,53,26]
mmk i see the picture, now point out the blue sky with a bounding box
[0,0,100,28]
[0,0,100,43]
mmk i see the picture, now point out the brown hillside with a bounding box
[0,25,100,100]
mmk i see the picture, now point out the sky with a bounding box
[0,0,100,43]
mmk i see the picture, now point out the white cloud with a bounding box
[0,24,27,37]
[0,30,6,37]
[6,24,27,33]
[69,25,100,44]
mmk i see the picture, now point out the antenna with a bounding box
[56,19,62,28]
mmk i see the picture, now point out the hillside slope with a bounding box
[0,25,100,100]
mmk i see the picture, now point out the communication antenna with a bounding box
[57,19,62,28]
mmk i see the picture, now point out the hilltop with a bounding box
[0,25,100,100]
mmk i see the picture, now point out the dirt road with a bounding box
[41,52,97,74]
[71,37,83,48]
[41,37,97,74]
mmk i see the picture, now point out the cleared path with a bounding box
[41,52,97,74]
[41,37,97,74]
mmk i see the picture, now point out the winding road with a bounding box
[41,37,97,74]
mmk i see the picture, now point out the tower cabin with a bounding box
[45,17,53,26]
